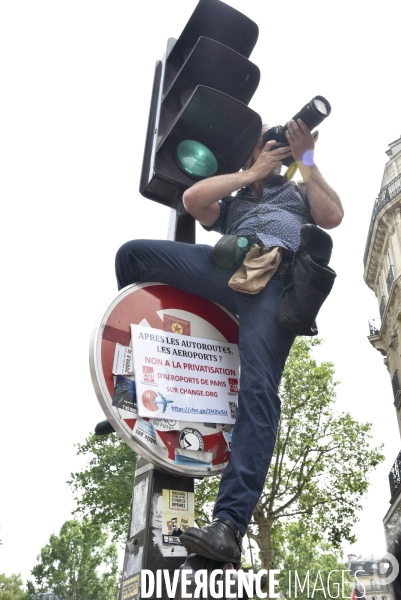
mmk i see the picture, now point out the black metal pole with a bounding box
[118,458,195,600]
[118,200,196,600]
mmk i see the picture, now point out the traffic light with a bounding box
[139,0,262,211]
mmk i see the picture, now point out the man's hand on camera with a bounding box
[285,119,315,165]
[285,119,343,228]
[248,140,292,180]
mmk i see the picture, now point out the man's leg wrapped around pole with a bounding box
[181,276,295,563]
[115,239,295,562]
[213,278,295,529]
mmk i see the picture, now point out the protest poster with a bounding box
[161,489,194,545]
[131,324,239,424]
[121,575,139,600]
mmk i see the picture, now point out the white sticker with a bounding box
[133,417,168,459]
[112,343,134,376]
[150,419,223,435]
[150,418,180,432]
[223,429,233,451]
[175,448,213,468]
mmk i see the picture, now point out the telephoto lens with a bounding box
[262,95,331,147]
[291,96,331,132]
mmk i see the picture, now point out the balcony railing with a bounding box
[389,450,401,497]
[379,296,387,320]
[368,318,381,335]
[358,585,391,592]
[364,172,401,266]
[386,265,395,294]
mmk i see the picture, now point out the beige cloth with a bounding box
[228,245,282,294]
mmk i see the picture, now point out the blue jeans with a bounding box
[116,239,295,536]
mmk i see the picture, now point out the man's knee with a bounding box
[115,240,147,289]
[115,240,132,270]
[115,240,146,271]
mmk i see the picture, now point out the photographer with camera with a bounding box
[176,117,343,563]
[105,111,343,565]
[184,118,342,230]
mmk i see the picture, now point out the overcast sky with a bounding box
[1,0,401,584]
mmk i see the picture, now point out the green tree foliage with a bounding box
[194,476,221,529]
[273,521,352,600]
[30,518,118,600]
[68,434,137,541]
[195,339,384,578]
[251,338,384,572]
[0,573,31,600]
[24,583,35,598]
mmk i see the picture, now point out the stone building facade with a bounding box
[363,135,401,549]
[348,554,393,600]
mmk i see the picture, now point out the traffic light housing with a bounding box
[140,0,262,209]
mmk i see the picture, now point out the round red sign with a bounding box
[90,282,239,477]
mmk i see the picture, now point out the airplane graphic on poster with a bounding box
[155,392,174,413]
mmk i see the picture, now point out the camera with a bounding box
[262,95,331,166]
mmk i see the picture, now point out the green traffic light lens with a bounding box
[175,140,218,179]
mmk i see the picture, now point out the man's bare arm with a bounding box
[286,119,344,230]
[182,142,292,226]
[182,171,254,227]
[299,163,344,229]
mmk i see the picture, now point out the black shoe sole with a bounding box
[94,420,115,435]
[180,532,240,565]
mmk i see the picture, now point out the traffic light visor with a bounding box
[150,86,262,205]
[175,140,218,179]
[165,0,259,95]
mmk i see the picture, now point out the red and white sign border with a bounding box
[89,282,239,477]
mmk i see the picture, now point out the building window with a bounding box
[386,251,394,293]
[371,579,376,590]
[378,276,387,318]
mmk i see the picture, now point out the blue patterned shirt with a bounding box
[203,176,312,253]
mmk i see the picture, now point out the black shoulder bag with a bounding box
[276,224,337,337]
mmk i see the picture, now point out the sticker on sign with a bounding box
[131,324,239,424]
